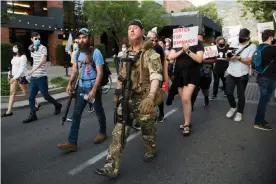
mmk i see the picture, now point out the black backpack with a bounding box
[75,47,111,86]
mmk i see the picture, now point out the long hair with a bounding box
[13,42,25,57]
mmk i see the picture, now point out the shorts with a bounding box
[17,76,29,84]
[175,66,200,87]
[199,77,212,90]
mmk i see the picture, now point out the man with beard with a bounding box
[57,28,107,151]
[94,20,163,178]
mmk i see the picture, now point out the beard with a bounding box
[79,41,90,51]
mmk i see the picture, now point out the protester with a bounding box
[115,44,127,75]
[168,30,204,136]
[191,33,216,109]
[225,28,256,122]
[253,29,276,131]
[57,28,107,151]
[94,20,163,178]
[212,36,229,99]
[158,39,165,51]
[2,42,40,117]
[23,32,62,123]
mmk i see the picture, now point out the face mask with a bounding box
[239,37,248,43]
[73,43,78,51]
[34,40,40,46]
[122,48,127,52]
[218,43,225,48]
[13,47,18,53]
[271,39,276,45]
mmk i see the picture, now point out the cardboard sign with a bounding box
[257,22,274,43]
[172,26,198,48]
[203,46,218,59]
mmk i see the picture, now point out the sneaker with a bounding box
[226,108,237,118]
[211,96,217,100]
[94,168,118,178]
[158,114,164,123]
[88,107,95,113]
[253,122,273,131]
[234,112,243,122]
[132,123,141,131]
[67,117,72,122]
[22,113,38,123]
[204,97,209,106]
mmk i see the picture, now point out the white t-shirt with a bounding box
[227,42,256,77]
[9,55,28,80]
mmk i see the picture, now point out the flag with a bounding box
[65,33,73,54]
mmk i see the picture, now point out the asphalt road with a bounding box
[1,90,276,184]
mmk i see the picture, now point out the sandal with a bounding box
[183,125,191,136]
[179,124,192,130]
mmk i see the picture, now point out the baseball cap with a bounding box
[128,20,144,29]
[239,28,250,37]
[76,28,90,37]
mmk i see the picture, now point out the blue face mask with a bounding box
[34,40,40,46]
[73,43,78,51]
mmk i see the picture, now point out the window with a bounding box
[7,1,47,16]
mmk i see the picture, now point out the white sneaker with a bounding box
[234,113,243,122]
[226,108,237,118]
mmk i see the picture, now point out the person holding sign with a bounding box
[191,33,216,109]
[168,32,204,136]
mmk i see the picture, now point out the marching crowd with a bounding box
[2,19,276,178]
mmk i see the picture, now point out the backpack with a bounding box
[252,44,272,74]
[75,47,111,86]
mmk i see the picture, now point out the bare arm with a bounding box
[187,50,204,63]
[168,49,184,60]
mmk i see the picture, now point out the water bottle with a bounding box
[80,93,95,103]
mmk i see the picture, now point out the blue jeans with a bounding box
[254,75,276,125]
[68,87,106,144]
[29,76,60,114]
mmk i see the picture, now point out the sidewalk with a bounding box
[1,63,118,110]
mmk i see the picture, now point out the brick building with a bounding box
[1,1,64,65]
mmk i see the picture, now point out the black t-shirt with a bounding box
[259,44,276,80]
[153,44,165,65]
[215,45,229,72]
[174,40,204,70]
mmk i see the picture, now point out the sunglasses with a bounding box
[33,38,40,40]
[74,41,78,43]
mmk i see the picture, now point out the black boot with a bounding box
[54,104,62,115]
[22,113,38,123]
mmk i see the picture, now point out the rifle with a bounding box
[117,51,141,148]
[61,62,85,125]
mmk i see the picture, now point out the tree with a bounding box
[181,2,223,25]
[83,1,168,47]
[238,0,276,23]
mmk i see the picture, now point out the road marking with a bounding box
[68,108,179,176]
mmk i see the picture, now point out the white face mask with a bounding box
[122,48,127,52]
[13,47,18,53]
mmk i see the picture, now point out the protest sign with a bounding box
[172,26,198,48]
[203,45,218,59]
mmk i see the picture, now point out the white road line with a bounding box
[68,108,179,176]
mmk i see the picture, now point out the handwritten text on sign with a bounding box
[173,26,198,48]
[203,46,218,59]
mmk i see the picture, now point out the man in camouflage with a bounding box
[94,20,163,178]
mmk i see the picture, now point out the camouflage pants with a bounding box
[103,92,157,174]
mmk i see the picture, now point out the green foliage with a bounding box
[83,1,168,45]
[1,74,10,96]
[251,40,259,46]
[238,0,276,23]
[1,12,15,23]
[181,2,223,25]
[95,44,107,60]
[50,77,69,88]
[1,43,13,71]
[56,44,65,66]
